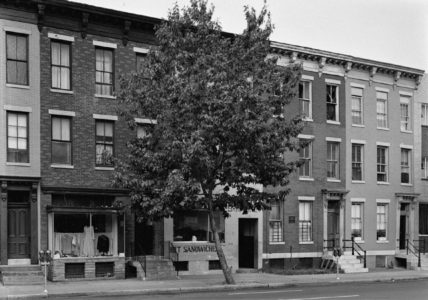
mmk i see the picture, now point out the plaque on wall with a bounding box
[289,216,296,223]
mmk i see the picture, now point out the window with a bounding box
[95,121,114,166]
[401,148,411,184]
[299,202,312,242]
[6,32,28,85]
[422,156,428,179]
[400,96,411,131]
[351,87,363,125]
[52,116,72,164]
[51,40,71,90]
[299,140,312,178]
[419,204,428,235]
[95,48,114,96]
[351,203,363,239]
[326,84,339,122]
[376,92,388,128]
[327,142,339,179]
[422,104,428,126]
[136,53,146,73]
[269,202,283,243]
[376,204,388,240]
[377,146,388,182]
[173,211,224,242]
[352,144,364,181]
[299,81,312,119]
[137,123,153,139]
[7,112,29,163]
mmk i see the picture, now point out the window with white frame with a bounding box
[269,202,283,243]
[376,92,388,128]
[351,87,363,125]
[7,111,29,163]
[299,81,312,120]
[401,148,411,184]
[95,120,114,167]
[6,32,28,85]
[326,84,339,122]
[376,203,388,241]
[377,146,388,183]
[51,116,72,165]
[352,144,364,181]
[422,104,428,126]
[351,203,363,240]
[400,96,411,131]
[95,47,114,96]
[51,40,71,90]
[422,156,428,179]
[299,201,312,242]
[299,139,312,178]
[327,141,339,179]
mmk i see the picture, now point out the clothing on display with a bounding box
[82,225,95,257]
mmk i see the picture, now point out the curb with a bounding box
[3,275,428,299]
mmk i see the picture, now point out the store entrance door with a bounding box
[134,218,154,256]
[238,219,257,269]
[7,191,31,259]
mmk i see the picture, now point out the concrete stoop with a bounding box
[397,253,428,270]
[0,265,44,286]
[338,254,368,273]
[131,256,177,281]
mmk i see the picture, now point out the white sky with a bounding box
[71,0,428,71]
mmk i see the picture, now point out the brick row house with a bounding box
[0,0,427,284]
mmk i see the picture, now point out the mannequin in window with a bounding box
[82,226,95,257]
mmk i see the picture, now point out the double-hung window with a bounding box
[401,148,411,184]
[351,87,363,125]
[400,96,411,131]
[326,84,339,122]
[376,92,388,128]
[299,201,312,243]
[299,81,312,120]
[6,32,28,85]
[376,204,388,241]
[327,142,339,180]
[299,139,312,178]
[352,144,364,181]
[269,202,283,243]
[7,112,29,163]
[377,146,388,183]
[95,121,114,166]
[422,157,428,179]
[51,40,71,90]
[52,116,72,165]
[95,47,114,96]
[422,104,428,126]
[351,203,363,240]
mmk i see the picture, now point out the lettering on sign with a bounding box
[174,244,217,253]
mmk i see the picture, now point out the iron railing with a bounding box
[342,237,367,268]
[406,239,422,268]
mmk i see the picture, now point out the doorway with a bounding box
[238,219,257,269]
[134,218,154,256]
[7,191,31,259]
[327,201,340,249]
[399,203,409,250]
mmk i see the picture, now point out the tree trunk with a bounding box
[208,205,235,284]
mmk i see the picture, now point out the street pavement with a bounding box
[2,268,428,299]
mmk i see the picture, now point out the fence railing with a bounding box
[342,237,367,268]
[406,239,422,268]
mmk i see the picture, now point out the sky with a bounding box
[71,0,428,71]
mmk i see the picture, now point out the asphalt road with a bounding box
[53,279,428,300]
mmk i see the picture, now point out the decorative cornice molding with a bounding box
[37,3,45,32]
[81,12,89,39]
[122,20,131,46]
[1,181,7,202]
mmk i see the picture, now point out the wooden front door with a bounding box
[327,201,340,249]
[8,205,31,259]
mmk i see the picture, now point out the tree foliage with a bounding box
[115,0,302,284]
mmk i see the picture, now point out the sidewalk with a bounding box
[2,268,428,299]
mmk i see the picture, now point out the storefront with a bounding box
[46,194,126,281]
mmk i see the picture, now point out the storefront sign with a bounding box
[178,244,216,253]
[172,242,219,261]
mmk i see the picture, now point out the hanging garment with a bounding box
[61,234,74,255]
[82,226,95,257]
[97,235,110,254]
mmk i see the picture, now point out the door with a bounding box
[8,205,31,259]
[327,201,340,249]
[238,219,257,269]
[134,218,154,256]
[399,204,409,250]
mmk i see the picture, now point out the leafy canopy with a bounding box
[115,0,302,220]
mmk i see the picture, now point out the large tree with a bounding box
[115,0,302,284]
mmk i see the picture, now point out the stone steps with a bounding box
[0,265,44,286]
[338,255,368,273]
[131,256,177,281]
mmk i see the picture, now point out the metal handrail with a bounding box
[406,239,421,268]
[343,237,366,268]
[413,239,426,255]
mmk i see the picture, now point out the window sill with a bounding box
[352,124,365,128]
[401,130,413,134]
[94,94,117,99]
[326,120,340,125]
[376,240,389,244]
[6,83,30,89]
[303,118,313,122]
[269,242,285,245]
[299,241,314,245]
[50,88,74,94]
[377,127,390,131]
[352,180,365,184]
[51,164,74,169]
[95,166,115,171]
[6,162,30,167]
[421,178,428,181]
[299,177,314,181]
[327,178,341,183]
[377,181,389,185]
[401,183,413,186]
